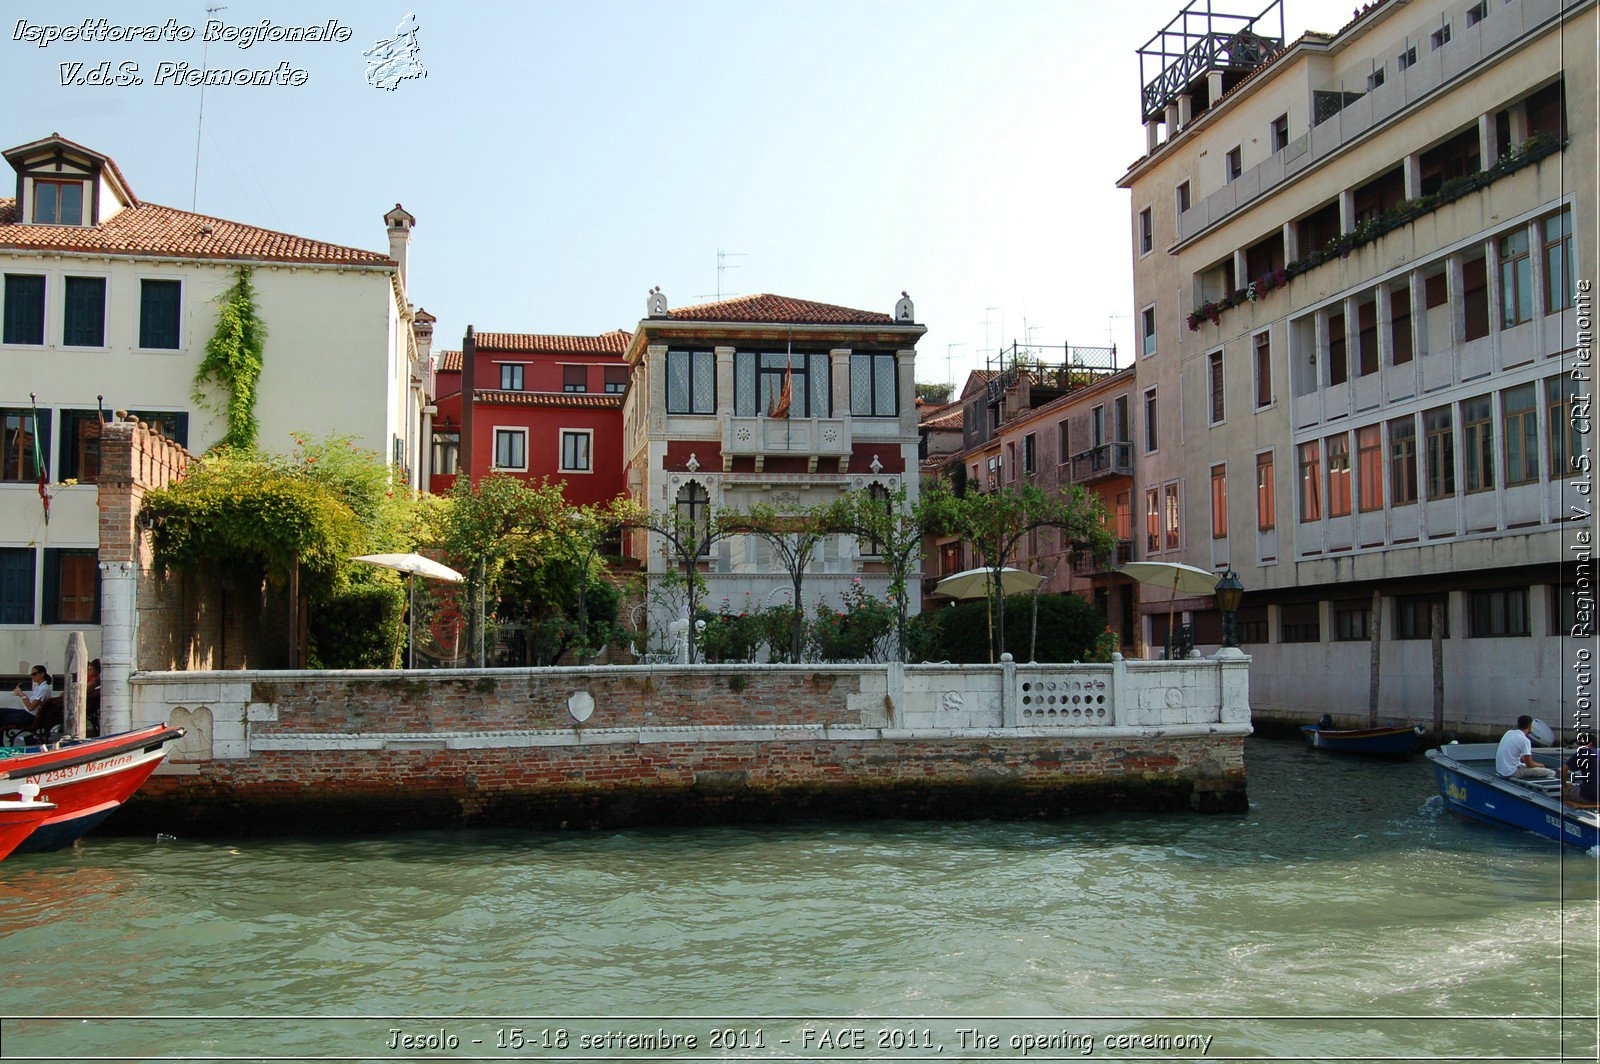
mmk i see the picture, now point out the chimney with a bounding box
[384,203,416,288]
[460,326,476,483]
[412,307,436,364]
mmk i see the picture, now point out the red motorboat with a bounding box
[0,724,186,855]
[0,786,57,861]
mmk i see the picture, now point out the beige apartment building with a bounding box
[1119,0,1593,733]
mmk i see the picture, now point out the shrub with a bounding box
[808,581,894,662]
[309,578,405,668]
[937,592,1107,663]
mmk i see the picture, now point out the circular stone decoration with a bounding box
[568,690,595,723]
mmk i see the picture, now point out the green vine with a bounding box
[193,266,267,450]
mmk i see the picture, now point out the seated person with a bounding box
[1495,715,1556,781]
[0,666,52,734]
[30,660,103,738]
[1562,745,1598,808]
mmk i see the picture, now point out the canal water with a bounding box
[1,738,1595,1062]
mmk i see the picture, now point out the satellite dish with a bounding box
[1530,718,1555,746]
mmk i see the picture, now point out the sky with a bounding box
[3,0,1363,389]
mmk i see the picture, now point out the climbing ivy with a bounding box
[193,266,267,450]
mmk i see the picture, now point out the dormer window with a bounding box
[32,179,84,225]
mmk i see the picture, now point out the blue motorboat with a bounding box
[1301,721,1425,756]
[1426,742,1600,849]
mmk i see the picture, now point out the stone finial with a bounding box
[685,452,700,473]
[647,286,668,317]
[894,291,914,322]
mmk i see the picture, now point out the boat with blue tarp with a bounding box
[1427,742,1600,849]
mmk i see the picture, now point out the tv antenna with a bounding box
[192,4,227,210]
[944,342,967,389]
[694,248,746,302]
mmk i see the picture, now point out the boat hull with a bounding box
[1302,724,1424,756]
[0,799,57,861]
[1427,746,1600,849]
[0,725,185,854]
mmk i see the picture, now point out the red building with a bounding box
[428,329,631,506]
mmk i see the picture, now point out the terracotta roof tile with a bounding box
[663,293,893,325]
[437,350,462,372]
[0,198,393,267]
[919,405,964,430]
[475,329,632,354]
[474,390,624,408]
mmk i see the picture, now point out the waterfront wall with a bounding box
[118,655,1252,835]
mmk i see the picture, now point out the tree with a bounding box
[836,483,926,661]
[726,499,852,662]
[541,502,621,663]
[430,474,566,666]
[921,478,1112,661]
[611,491,739,663]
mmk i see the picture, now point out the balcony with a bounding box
[1071,539,1135,576]
[722,416,852,472]
[1070,442,1134,485]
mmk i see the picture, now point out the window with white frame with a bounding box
[493,428,527,471]
[559,429,593,473]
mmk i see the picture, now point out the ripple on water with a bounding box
[0,738,1593,1056]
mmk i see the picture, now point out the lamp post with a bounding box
[1214,568,1244,649]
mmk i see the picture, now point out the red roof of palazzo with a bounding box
[437,350,462,372]
[475,329,632,354]
[473,390,624,408]
[919,405,964,430]
[0,198,395,266]
[664,293,894,325]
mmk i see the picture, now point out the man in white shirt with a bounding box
[1495,715,1555,780]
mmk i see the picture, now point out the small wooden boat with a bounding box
[1427,742,1600,849]
[0,724,185,855]
[0,787,57,861]
[1301,718,1425,756]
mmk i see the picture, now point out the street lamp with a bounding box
[1214,569,1245,649]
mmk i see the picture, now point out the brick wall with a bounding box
[119,657,1252,836]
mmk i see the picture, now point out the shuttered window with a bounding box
[43,549,99,625]
[0,548,35,625]
[63,276,106,346]
[138,279,181,349]
[3,275,45,345]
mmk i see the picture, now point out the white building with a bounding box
[620,291,926,650]
[0,134,429,676]
[1118,0,1593,733]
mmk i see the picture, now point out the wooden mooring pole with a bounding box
[63,631,88,739]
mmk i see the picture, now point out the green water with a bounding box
[0,738,1595,1062]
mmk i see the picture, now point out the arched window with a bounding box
[676,481,711,557]
[862,483,892,557]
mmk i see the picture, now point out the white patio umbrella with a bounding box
[1117,561,1221,658]
[352,553,465,668]
[934,566,1046,663]
[933,566,1045,600]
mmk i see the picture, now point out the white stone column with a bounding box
[714,346,735,418]
[1376,280,1394,369]
[1477,113,1495,168]
[1403,153,1422,199]
[99,560,137,734]
[1282,221,1299,262]
[830,348,852,417]
[896,349,917,434]
[1446,255,1467,349]
[1338,189,1356,233]
[1232,249,1250,289]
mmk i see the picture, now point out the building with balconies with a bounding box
[1118,0,1592,732]
[621,290,926,632]
[927,351,1141,649]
